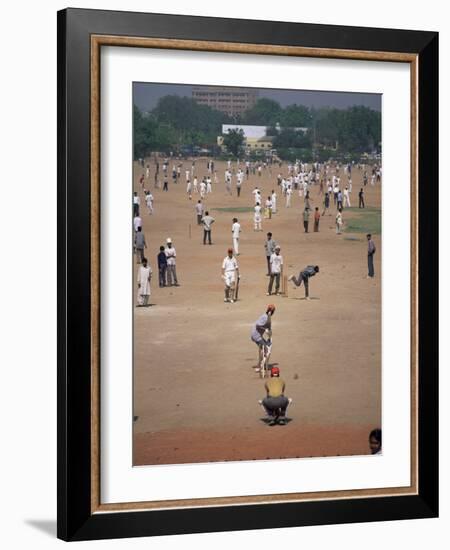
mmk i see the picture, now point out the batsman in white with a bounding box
[221,248,239,303]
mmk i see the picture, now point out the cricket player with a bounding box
[145,191,154,214]
[264,232,277,276]
[165,238,179,286]
[200,179,206,199]
[271,190,277,214]
[285,186,293,207]
[251,304,275,371]
[267,245,283,296]
[343,186,351,207]
[221,248,239,303]
[232,217,241,255]
[186,177,192,199]
[288,265,319,299]
[133,192,140,216]
[259,366,291,426]
[254,202,262,232]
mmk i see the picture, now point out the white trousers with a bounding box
[233,237,239,254]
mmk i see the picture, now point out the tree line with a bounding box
[134,95,381,160]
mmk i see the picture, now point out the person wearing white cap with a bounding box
[267,245,283,296]
[164,238,179,286]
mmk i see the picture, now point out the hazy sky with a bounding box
[133,82,381,112]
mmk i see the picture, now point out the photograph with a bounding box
[132,82,383,466]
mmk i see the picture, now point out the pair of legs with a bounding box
[290,273,309,298]
[203,229,212,244]
[314,220,319,232]
[224,273,236,302]
[166,265,178,286]
[303,221,309,233]
[158,266,167,287]
[261,395,290,422]
[368,253,375,277]
[136,248,145,264]
[254,218,262,231]
[233,238,239,255]
[251,335,270,370]
[137,293,150,306]
[268,272,281,295]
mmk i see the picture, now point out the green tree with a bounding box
[242,98,282,125]
[273,128,312,149]
[152,95,230,147]
[222,128,245,156]
[279,104,312,128]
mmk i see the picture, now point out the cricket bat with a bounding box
[234,276,240,301]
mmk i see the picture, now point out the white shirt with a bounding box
[232,222,241,238]
[270,253,283,274]
[133,195,140,205]
[254,205,262,217]
[165,246,176,265]
[133,216,142,232]
[195,203,204,215]
[145,194,153,204]
[222,256,238,272]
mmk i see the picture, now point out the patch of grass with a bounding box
[344,207,381,235]
[212,207,254,213]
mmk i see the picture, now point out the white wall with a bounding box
[0,1,447,548]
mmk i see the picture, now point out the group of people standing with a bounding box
[135,236,180,306]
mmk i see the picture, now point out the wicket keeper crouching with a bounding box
[261,366,291,426]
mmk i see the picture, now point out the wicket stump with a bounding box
[281,274,288,297]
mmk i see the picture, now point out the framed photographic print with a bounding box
[57,8,438,541]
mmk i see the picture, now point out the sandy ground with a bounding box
[132,158,381,465]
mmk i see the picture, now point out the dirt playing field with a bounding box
[132,158,381,465]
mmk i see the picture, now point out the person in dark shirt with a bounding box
[322,192,330,216]
[288,265,319,299]
[157,245,167,287]
[367,234,376,278]
[359,188,365,208]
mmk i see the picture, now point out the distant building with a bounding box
[192,87,258,116]
[218,124,274,152]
